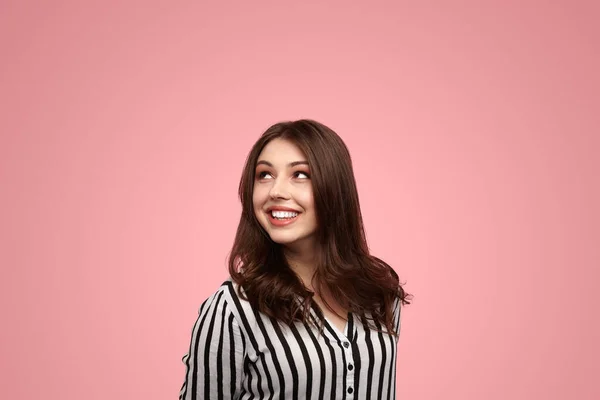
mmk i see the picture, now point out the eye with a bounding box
[257,171,273,179]
[294,171,310,179]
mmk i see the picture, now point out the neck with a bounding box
[283,246,317,290]
[283,245,342,314]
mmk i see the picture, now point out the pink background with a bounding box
[1,1,598,399]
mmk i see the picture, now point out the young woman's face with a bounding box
[253,138,318,250]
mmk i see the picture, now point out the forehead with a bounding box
[257,138,306,163]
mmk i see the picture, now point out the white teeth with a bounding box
[271,210,299,218]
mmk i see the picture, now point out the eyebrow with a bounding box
[256,160,309,168]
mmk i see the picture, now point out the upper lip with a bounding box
[266,206,301,213]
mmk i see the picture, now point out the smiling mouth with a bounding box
[269,211,300,219]
[267,210,301,225]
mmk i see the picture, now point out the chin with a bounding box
[269,231,317,247]
[268,234,300,245]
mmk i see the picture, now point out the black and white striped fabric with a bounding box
[180,278,401,400]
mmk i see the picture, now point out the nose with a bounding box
[269,177,290,200]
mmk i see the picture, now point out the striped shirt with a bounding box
[179,278,402,400]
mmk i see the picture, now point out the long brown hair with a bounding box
[228,119,411,336]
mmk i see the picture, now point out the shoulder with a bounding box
[199,277,257,332]
[392,295,402,334]
[200,277,243,304]
[393,295,401,313]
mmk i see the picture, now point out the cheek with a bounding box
[252,186,267,210]
[297,189,315,210]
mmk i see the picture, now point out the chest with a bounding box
[243,313,398,398]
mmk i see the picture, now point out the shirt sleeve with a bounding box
[179,290,246,400]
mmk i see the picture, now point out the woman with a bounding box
[179,119,411,400]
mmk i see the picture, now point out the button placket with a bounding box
[342,339,355,399]
[343,313,356,399]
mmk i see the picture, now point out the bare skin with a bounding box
[312,289,349,333]
[286,249,348,332]
[254,139,349,332]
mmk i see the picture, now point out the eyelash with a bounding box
[257,171,310,179]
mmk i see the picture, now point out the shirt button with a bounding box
[348,364,354,371]
[343,341,350,348]
[347,387,353,394]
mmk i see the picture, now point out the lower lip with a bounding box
[268,212,300,226]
